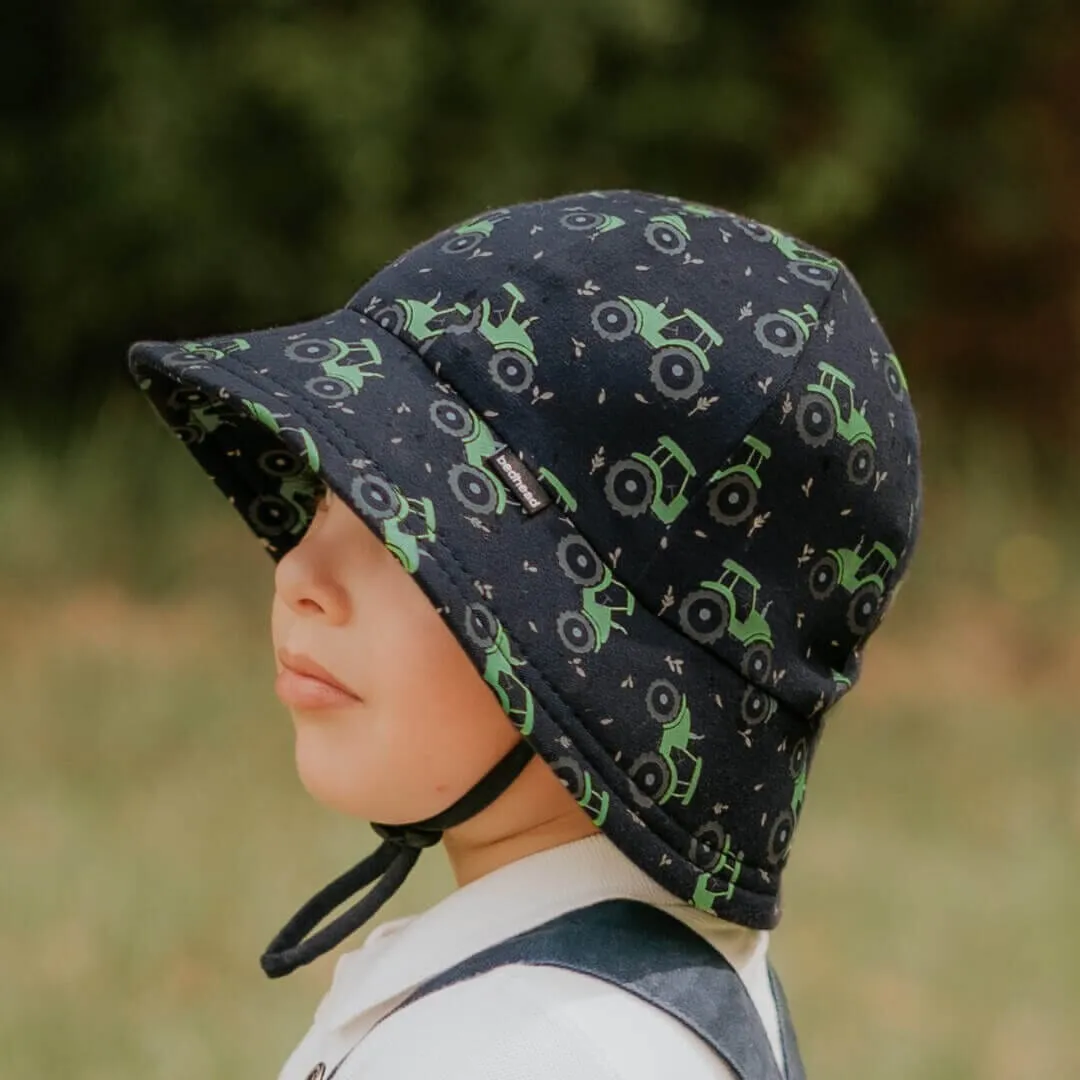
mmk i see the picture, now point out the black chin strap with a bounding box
[260,738,536,978]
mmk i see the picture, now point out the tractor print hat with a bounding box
[128,190,922,978]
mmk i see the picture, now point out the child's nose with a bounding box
[274,545,351,625]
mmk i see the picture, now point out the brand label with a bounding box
[485,447,552,516]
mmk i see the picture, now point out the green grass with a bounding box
[3,397,1078,1078]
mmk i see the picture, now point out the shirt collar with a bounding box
[313,832,765,1033]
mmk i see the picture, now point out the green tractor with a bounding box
[428,398,509,516]
[283,335,385,400]
[735,218,840,288]
[795,361,877,485]
[462,602,536,736]
[604,434,697,523]
[628,678,705,808]
[753,301,821,358]
[705,435,772,526]
[884,351,909,402]
[554,533,635,655]
[549,757,610,827]
[372,292,474,353]
[350,473,437,575]
[678,559,775,682]
[558,207,626,238]
[440,209,512,255]
[160,336,251,369]
[167,386,236,445]
[590,296,723,400]
[808,540,898,635]
[537,466,578,514]
[690,835,744,911]
[246,444,324,541]
[643,213,694,256]
[765,808,796,868]
[790,738,809,817]
[242,399,322,474]
[468,282,541,393]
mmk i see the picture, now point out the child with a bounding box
[128,190,922,1079]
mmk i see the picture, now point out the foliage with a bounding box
[2,1,1078,452]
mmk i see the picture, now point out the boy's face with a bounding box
[270,482,525,825]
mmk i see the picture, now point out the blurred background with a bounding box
[2,2,1078,1077]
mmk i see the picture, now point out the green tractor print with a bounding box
[754,301,821,358]
[242,399,322,474]
[167,386,236,446]
[628,678,705,808]
[160,336,251,369]
[440,209,512,255]
[765,740,810,869]
[690,833,744,911]
[590,296,723,400]
[808,540,897,635]
[705,435,772,526]
[604,435,697,523]
[283,335,385,401]
[537,466,578,514]
[464,282,541,394]
[247,445,324,539]
[558,207,626,239]
[554,533,636,655]
[372,292,474,354]
[643,213,695,257]
[550,757,610,827]
[884,352,909,402]
[789,738,809,817]
[462,602,536,736]
[350,473,437,575]
[795,361,877,485]
[678,559,775,683]
[428,398,509,516]
[734,217,841,288]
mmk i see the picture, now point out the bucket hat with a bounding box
[128,190,922,977]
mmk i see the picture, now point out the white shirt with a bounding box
[278,833,785,1079]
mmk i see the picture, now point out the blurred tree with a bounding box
[1,0,1077,462]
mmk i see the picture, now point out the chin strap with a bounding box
[260,738,536,978]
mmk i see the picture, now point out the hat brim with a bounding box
[129,305,801,930]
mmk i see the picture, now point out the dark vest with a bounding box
[327,898,806,1079]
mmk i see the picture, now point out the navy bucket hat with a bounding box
[128,190,922,977]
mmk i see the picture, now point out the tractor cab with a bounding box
[813,362,874,442]
[675,308,724,354]
[476,282,538,354]
[740,434,772,479]
[716,559,771,643]
[855,541,898,589]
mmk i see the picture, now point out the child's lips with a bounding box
[274,667,359,710]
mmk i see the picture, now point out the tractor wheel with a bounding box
[847,583,883,635]
[754,312,806,357]
[463,602,499,650]
[350,473,400,520]
[885,355,906,401]
[644,220,687,256]
[741,686,776,726]
[159,347,210,368]
[742,643,773,683]
[556,610,597,655]
[489,349,534,393]
[787,260,837,288]
[258,448,304,479]
[285,337,340,364]
[591,300,636,341]
[440,232,484,255]
[689,822,730,872]
[766,810,795,866]
[707,474,757,526]
[795,392,836,447]
[174,424,202,446]
[628,752,673,805]
[168,387,212,409]
[604,458,655,517]
[678,589,730,646]
[561,210,606,231]
[248,494,299,537]
[645,678,682,723]
[429,398,473,438]
[305,375,352,401]
[736,219,774,243]
[550,756,587,800]
[373,303,408,336]
[808,554,840,599]
[649,346,704,399]
[790,738,809,778]
[847,442,875,485]
[448,463,499,515]
[556,534,605,587]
